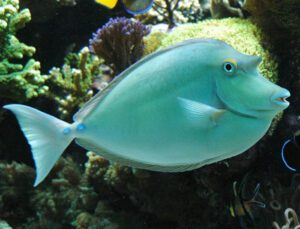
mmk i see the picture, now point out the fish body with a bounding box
[95,0,153,15]
[4,39,290,186]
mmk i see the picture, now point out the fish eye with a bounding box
[224,62,234,73]
[223,58,237,74]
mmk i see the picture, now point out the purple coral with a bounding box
[89,17,150,75]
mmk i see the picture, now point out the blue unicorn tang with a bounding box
[4,39,290,186]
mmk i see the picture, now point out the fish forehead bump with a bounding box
[243,55,262,68]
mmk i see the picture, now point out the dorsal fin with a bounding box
[73,38,224,122]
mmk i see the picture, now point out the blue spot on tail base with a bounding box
[63,127,71,135]
[76,123,86,132]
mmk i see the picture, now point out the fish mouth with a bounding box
[271,90,290,108]
[276,97,289,103]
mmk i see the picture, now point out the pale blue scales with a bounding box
[4,39,290,186]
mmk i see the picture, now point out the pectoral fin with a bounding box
[177,97,226,128]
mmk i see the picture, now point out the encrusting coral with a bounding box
[0,0,48,101]
[89,17,150,75]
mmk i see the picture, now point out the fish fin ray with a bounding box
[177,97,225,127]
[4,104,74,186]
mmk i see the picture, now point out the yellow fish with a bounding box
[95,0,153,14]
[95,0,118,9]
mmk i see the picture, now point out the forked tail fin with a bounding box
[4,104,74,186]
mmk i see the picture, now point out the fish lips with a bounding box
[270,89,290,109]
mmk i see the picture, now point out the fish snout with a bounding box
[271,89,290,108]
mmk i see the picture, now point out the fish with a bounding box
[4,39,290,186]
[95,0,153,15]
[230,173,265,228]
[281,130,300,172]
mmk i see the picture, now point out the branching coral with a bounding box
[84,151,109,193]
[136,0,203,29]
[210,0,245,19]
[0,0,48,101]
[44,47,102,119]
[30,156,100,228]
[17,154,153,228]
[84,152,133,194]
[0,151,239,228]
[89,17,150,75]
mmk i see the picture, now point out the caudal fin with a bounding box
[4,104,74,186]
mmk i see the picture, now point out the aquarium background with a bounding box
[0,0,300,228]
